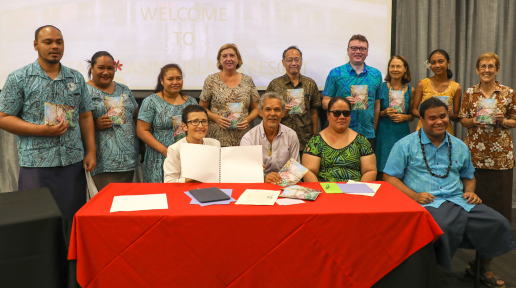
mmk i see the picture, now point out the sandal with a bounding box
[465,261,505,288]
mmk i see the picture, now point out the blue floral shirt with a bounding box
[322,62,382,138]
[384,129,476,212]
[0,60,93,167]
[87,82,139,176]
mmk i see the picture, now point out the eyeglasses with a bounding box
[479,64,496,71]
[285,58,302,63]
[348,46,367,52]
[186,120,209,126]
[328,110,351,117]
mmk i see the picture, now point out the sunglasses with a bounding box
[328,110,351,117]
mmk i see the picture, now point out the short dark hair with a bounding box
[348,34,369,48]
[384,55,412,84]
[86,51,114,79]
[282,46,302,59]
[327,96,352,111]
[35,25,61,41]
[419,97,448,119]
[428,49,453,79]
[181,105,208,135]
[154,64,187,99]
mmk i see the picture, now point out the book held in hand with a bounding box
[351,85,368,110]
[433,96,451,107]
[389,90,405,113]
[225,103,244,129]
[279,185,321,201]
[278,158,308,187]
[172,116,186,142]
[104,96,126,125]
[44,102,75,127]
[476,99,497,124]
[287,88,305,115]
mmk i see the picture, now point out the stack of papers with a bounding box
[276,198,305,206]
[319,180,381,197]
[235,189,281,205]
[184,189,236,206]
[110,193,168,213]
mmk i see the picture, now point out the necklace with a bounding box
[419,130,452,178]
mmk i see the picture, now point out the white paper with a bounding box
[276,198,305,205]
[235,189,281,205]
[180,143,220,183]
[220,145,264,183]
[346,180,380,196]
[110,193,168,212]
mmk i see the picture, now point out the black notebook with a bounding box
[189,187,230,203]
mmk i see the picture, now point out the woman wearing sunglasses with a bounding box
[302,96,377,182]
[163,105,220,183]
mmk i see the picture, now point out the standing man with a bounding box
[266,46,321,157]
[241,92,299,184]
[0,25,96,219]
[322,34,382,149]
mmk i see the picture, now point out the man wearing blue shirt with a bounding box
[384,97,515,287]
[0,25,96,219]
[322,34,382,149]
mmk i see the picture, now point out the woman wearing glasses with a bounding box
[137,64,197,183]
[163,105,220,183]
[375,55,414,179]
[302,97,377,182]
[459,52,516,225]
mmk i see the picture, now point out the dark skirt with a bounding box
[474,168,513,223]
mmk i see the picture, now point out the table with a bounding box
[0,188,69,288]
[69,182,442,288]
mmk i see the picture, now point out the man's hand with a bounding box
[265,172,282,185]
[463,192,482,204]
[346,96,356,105]
[83,152,96,172]
[285,104,292,112]
[95,115,113,130]
[41,120,68,136]
[413,192,436,204]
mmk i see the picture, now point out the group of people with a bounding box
[0,25,515,287]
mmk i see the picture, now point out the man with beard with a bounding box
[0,25,96,220]
[383,97,515,287]
[241,92,299,184]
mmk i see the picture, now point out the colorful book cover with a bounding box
[172,116,185,141]
[476,99,497,124]
[280,185,322,201]
[389,90,405,113]
[351,85,368,110]
[278,158,309,187]
[44,102,75,127]
[287,88,305,115]
[433,96,451,106]
[104,96,126,125]
[225,103,244,129]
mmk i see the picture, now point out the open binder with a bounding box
[180,143,264,183]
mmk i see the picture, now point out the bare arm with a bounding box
[79,111,97,172]
[302,153,320,182]
[322,95,331,110]
[383,173,435,204]
[373,99,380,131]
[449,85,462,122]
[360,154,377,181]
[461,177,482,204]
[0,111,68,136]
[405,87,416,122]
[136,119,168,157]
[310,108,318,135]
[411,81,424,118]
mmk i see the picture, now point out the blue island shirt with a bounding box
[0,60,93,167]
[383,129,476,212]
[322,62,382,138]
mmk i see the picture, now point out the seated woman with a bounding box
[163,105,220,183]
[302,97,377,182]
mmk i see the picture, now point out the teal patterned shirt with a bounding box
[303,133,374,182]
[0,60,93,167]
[87,83,139,176]
[384,129,476,212]
[322,62,382,138]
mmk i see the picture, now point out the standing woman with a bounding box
[459,52,516,223]
[412,49,462,134]
[375,55,414,178]
[199,43,260,147]
[86,51,139,190]
[137,64,197,183]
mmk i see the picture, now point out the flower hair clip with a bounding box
[424,60,431,70]
[114,60,123,71]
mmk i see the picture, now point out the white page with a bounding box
[235,189,280,205]
[110,194,168,213]
[180,143,220,183]
[276,198,305,205]
[220,145,264,183]
[346,180,380,196]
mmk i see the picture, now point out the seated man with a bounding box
[384,97,515,287]
[241,92,300,184]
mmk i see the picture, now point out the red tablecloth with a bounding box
[69,182,442,288]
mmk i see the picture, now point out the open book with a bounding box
[180,143,264,183]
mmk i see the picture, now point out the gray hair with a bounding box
[258,92,286,111]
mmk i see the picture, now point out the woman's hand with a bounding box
[236,117,250,130]
[95,115,113,130]
[494,112,504,125]
[381,108,397,117]
[390,114,407,123]
[214,114,230,129]
[447,106,453,115]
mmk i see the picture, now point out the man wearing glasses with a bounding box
[266,46,321,159]
[322,34,382,150]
